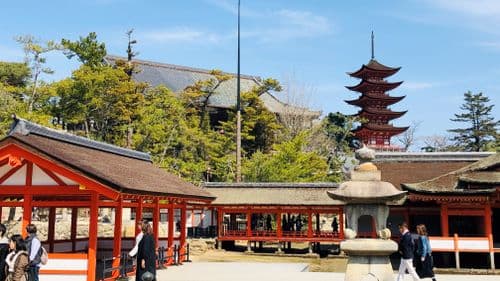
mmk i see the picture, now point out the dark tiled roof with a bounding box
[3,119,214,200]
[348,59,401,78]
[203,182,342,205]
[402,153,499,194]
[105,55,320,117]
[9,118,151,161]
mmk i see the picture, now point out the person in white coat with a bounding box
[129,219,148,258]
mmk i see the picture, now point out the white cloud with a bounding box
[141,27,222,44]
[428,0,500,17]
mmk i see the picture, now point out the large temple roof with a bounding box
[402,153,499,194]
[105,55,321,117]
[348,59,401,79]
[3,118,215,200]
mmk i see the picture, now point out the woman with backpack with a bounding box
[415,224,437,281]
[5,234,29,281]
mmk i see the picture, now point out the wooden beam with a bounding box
[180,203,187,246]
[0,160,26,184]
[307,211,313,238]
[136,197,143,236]
[48,207,56,252]
[0,186,85,195]
[112,196,123,279]
[485,203,492,237]
[153,198,160,248]
[22,194,32,237]
[339,208,344,240]
[39,166,68,186]
[276,211,282,238]
[87,192,99,281]
[246,211,251,237]
[168,204,174,248]
[440,203,449,237]
[71,207,78,252]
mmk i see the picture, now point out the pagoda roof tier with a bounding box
[345,94,405,107]
[353,123,409,136]
[348,59,401,79]
[346,80,403,93]
[354,107,407,120]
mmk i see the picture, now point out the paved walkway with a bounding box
[149,262,500,281]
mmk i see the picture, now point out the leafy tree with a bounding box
[181,70,231,130]
[134,86,208,181]
[0,62,31,88]
[53,65,145,144]
[243,132,330,182]
[217,78,283,157]
[16,35,60,112]
[448,91,498,151]
[61,32,107,68]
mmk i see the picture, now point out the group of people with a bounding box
[129,220,157,281]
[397,222,437,281]
[0,224,43,281]
[282,214,303,232]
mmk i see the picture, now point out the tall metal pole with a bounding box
[236,0,242,182]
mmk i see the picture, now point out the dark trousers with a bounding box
[28,266,39,281]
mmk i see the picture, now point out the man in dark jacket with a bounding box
[396,222,420,281]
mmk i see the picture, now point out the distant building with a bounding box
[105,55,321,127]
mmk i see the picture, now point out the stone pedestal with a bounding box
[341,239,397,281]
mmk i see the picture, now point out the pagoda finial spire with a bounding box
[371,31,375,60]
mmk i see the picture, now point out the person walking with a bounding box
[24,224,41,281]
[136,221,156,281]
[129,219,147,258]
[0,224,10,281]
[5,234,29,281]
[396,222,420,281]
[415,224,437,281]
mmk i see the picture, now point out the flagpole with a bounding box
[236,0,242,182]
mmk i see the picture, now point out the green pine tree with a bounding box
[448,91,498,152]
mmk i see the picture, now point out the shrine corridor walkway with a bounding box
[149,262,500,281]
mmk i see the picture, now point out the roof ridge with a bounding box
[9,118,151,162]
[105,55,260,81]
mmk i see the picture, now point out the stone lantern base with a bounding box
[341,239,397,281]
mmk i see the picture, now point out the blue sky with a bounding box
[1,0,499,149]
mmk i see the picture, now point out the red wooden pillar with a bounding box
[276,211,282,238]
[167,203,174,248]
[440,203,449,237]
[307,211,313,238]
[339,208,344,240]
[22,162,33,238]
[217,209,223,237]
[22,195,32,238]
[246,211,251,237]
[71,207,78,252]
[180,203,187,246]
[485,203,492,236]
[112,196,123,278]
[153,198,160,247]
[87,192,99,281]
[48,207,56,252]
[135,197,143,236]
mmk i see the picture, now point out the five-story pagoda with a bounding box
[346,32,408,150]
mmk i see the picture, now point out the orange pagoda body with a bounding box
[346,57,408,150]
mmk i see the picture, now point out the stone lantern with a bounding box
[327,145,407,281]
